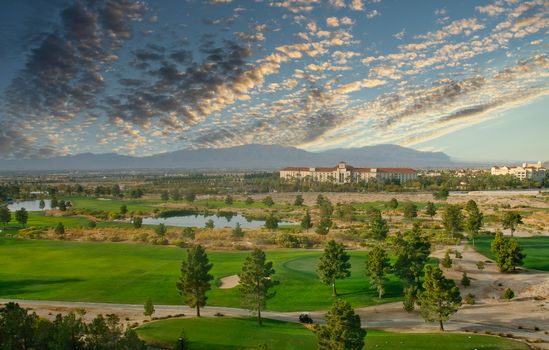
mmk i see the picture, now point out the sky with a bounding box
[0,0,547,161]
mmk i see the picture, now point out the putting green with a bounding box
[0,238,402,311]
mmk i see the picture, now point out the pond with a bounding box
[142,213,294,229]
[7,199,52,211]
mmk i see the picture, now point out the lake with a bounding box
[7,199,52,211]
[143,213,294,229]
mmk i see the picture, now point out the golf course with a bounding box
[0,238,403,311]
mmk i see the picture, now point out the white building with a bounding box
[491,161,546,181]
[280,161,417,184]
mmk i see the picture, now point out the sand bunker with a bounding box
[219,275,240,289]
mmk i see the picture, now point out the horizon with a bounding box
[0,0,548,161]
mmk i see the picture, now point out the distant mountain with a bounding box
[0,144,456,171]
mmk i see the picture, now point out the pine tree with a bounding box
[365,246,391,298]
[264,214,279,230]
[464,200,483,244]
[316,299,366,350]
[491,231,525,272]
[402,202,417,220]
[0,206,11,229]
[294,195,304,206]
[176,245,213,316]
[232,222,244,237]
[317,240,351,297]
[143,297,155,319]
[15,208,28,226]
[425,201,436,220]
[441,250,452,268]
[300,209,313,232]
[502,211,523,237]
[417,265,462,331]
[442,204,463,238]
[239,249,278,326]
[367,209,388,240]
[55,222,65,237]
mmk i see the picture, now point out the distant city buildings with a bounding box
[280,161,417,184]
[491,161,546,181]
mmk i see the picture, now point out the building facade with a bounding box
[280,161,417,184]
[491,161,546,181]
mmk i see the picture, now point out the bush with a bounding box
[455,250,462,259]
[299,313,313,324]
[461,272,471,287]
[503,288,515,300]
[464,293,475,305]
[441,250,453,268]
[476,261,485,270]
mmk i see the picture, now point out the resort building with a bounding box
[280,161,417,184]
[491,161,546,181]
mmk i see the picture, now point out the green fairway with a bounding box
[0,239,402,311]
[67,196,161,213]
[136,317,529,350]
[475,235,549,271]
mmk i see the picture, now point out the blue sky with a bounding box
[0,0,547,161]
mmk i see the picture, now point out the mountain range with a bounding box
[0,144,459,171]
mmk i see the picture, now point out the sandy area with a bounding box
[219,275,240,289]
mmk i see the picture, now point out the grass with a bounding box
[0,238,402,311]
[475,235,549,271]
[136,317,529,350]
[66,196,162,213]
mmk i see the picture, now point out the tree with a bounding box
[300,209,313,232]
[224,195,234,205]
[318,240,351,297]
[144,297,155,319]
[315,215,332,235]
[402,202,417,220]
[316,299,366,350]
[425,201,436,220]
[176,245,213,317]
[205,219,215,229]
[365,246,391,298]
[55,222,65,237]
[262,196,274,207]
[171,189,182,201]
[464,200,483,244]
[120,204,128,215]
[15,208,28,226]
[58,200,67,211]
[385,198,398,221]
[416,265,462,331]
[367,209,388,240]
[51,197,59,208]
[239,249,278,326]
[185,192,196,202]
[232,222,244,237]
[161,191,170,202]
[264,214,279,230]
[491,231,525,272]
[0,206,10,229]
[294,194,304,206]
[88,220,97,229]
[442,204,463,238]
[441,250,452,268]
[433,188,449,200]
[155,223,167,236]
[133,217,143,229]
[393,225,431,288]
[39,199,46,210]
[502,211,523,237]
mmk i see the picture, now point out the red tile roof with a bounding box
[281,164,416,173]
[377,167,417,174]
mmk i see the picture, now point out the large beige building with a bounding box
[280,161,417,184]
[491,161,546,181]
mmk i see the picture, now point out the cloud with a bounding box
[476,4,506,16]
[326,17,339,27]
[350,0,364,11]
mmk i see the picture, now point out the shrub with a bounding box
[503,288,515,300]
[464,293,475,305]
[476,261,485,270]
[461,272,471,287]
[441,250,452,268]
[299,313,313,324]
